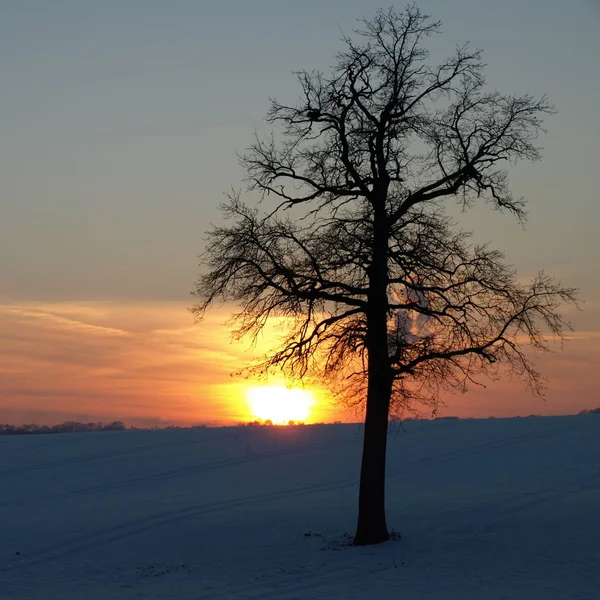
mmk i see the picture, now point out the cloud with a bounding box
[0,305,130,337]
[0,301,256,425]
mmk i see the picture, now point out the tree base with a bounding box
[353,528,390,546]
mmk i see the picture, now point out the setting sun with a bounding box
[246,386,314,424]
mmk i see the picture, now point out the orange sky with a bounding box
[0,300,597,427]
[0,301,339,426]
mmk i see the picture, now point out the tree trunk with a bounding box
[353,358,392,545]
[354,193,392,546]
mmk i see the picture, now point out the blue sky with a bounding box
[1,1,598,424]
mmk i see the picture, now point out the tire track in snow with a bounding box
[0,423,578,573]
[386,424,575,483]
[0,438,213,478]
[0,426,272,478]
[0,436,354,508]
[434,465,600,539]
[1,475,361,573]
[1,473,352,572]
[0,426,357,479]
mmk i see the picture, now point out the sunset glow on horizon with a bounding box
[0,298,598,428]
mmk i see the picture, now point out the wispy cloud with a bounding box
[0,305,130,337]
[0,301,257,425]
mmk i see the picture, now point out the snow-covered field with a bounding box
[1,415,598,599]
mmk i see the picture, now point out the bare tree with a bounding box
[192,5,577,546]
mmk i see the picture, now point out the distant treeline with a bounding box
[237,420,308,427]
[0,421,127,435]
[2,410,598,436]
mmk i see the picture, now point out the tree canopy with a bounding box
[192,5,577,545]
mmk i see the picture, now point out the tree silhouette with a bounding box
[192,6,577,545]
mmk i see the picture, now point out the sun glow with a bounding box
[246,386,315,424]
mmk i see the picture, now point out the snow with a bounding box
[1,415,598,599]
